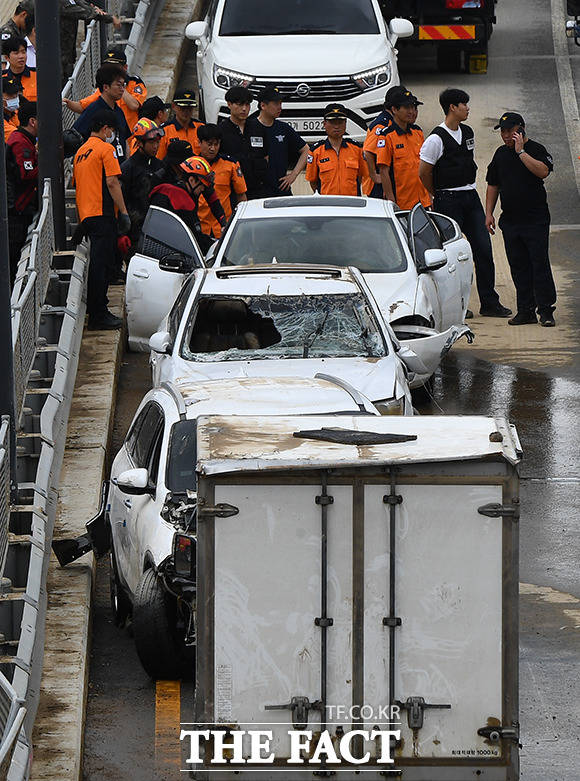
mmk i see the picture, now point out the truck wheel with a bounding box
[109,549,131,627]
[436,46,463,73]
[133,568,190,680]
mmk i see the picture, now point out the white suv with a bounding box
[185,0,413,141]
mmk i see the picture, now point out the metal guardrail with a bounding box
[0,418,9,579]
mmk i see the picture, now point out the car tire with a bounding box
[109,549,131,627]
[133,568,192,680]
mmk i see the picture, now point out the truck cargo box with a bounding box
[188,414,521,779]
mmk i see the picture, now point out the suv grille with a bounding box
[248,77,363,102]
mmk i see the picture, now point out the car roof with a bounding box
[164,376,374,418]
[236,195,398,220]
[199,265,363,297]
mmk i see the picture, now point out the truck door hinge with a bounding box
[315,494,334,506]
[197,502,239,519]
[478,502,520,520]
[478,724,521,746]
[396,696,451,730]
[265,696,322,730]
[383,494,403,506]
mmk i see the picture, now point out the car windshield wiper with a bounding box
[303,311,329,358]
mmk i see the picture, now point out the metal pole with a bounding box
[0,77,18,496]
[36,0,67,249]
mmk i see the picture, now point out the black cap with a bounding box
[173,89,197,107]
[2,76,20,96]
[105,46,127,65]
[257,86,282,104]
[139,95,171,119]
[494,112,525,130]
[387,86,423,108]
[323,103,348,121]
[165,140,193,164]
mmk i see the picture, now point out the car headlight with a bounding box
[353,63,391,92]
[374,397,405,416]
[213,64,254,90]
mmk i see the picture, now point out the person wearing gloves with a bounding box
[73,109,130,330]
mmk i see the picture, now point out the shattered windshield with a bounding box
[181,294,387,362]
[220,216,407,273]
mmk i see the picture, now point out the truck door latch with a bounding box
[477,502,519,520]
[197,502,239,519]
[396,696,451,730]
[265,696,322,730]
[477,724,521,745]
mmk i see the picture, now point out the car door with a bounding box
[408,204,463,329]
[430,211,474,322]
[126,207,206,351]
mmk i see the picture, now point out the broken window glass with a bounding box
[220,216,407,273]
[181,294,388,362]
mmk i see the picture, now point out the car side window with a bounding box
[147,421,165,486]
[168,274,197,344]
[131,403,164,470]
[430,213,458,243]
[207,0,219,33]
[409,206,443,267]
[125,407,148,461]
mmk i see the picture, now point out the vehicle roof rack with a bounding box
[214,264,344,279]
[263,196,366,209]
[160,382,187,419]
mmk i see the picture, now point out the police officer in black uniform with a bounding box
[485,112,556,327]
[419,88,511,319]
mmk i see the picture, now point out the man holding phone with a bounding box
[485,112,556,327]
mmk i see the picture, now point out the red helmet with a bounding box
[179,155,214,186]
[130,118,165,141]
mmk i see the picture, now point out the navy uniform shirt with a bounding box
[258,118,306,196]
[73,96,131,165]
[218,116,269,199]
[486,139,553,224]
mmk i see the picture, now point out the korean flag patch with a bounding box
[377,139,386,148]
[23,160,34,171]
[307,154,313,164]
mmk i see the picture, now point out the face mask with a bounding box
[105,132,115,144]
[6,97,19,111]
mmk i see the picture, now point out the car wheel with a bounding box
[109,549,131,627]
[133,568,193,680]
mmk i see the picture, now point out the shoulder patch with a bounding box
[376,138,386,148]
[311,139,325,150]
[307,153,313,164]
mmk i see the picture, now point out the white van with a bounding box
[185,0,413,140]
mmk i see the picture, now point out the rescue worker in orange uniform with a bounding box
[361,86,409,197]
[3,36,36,100]
[63,46,147,134]
[73,109,131,331]
[156,89,204,160]
[376,87,431,210]
[197,123,247,239]
[3,76,21,141]
[306,104,366,196]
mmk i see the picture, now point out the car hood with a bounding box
[364,272,419,322]
[166,356,397,403]
[212,35,392,78]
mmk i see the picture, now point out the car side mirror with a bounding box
[185,20,208,40]
[159,252,191,273]
[397,345,429,375]
[420,248,447,272]
[388,17,414,40]
[113,468,153,496]
[149,330,172,354]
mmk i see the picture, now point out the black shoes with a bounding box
[87,310,123,331]
[480,304,512,317]
[464,309,474,319]
[508,311,537,326]
[539,312,555,327]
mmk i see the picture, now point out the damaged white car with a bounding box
[102,375,383,678]
[142,264,437,413]
[126,201,472,389]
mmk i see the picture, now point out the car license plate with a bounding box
[286,119,325,133]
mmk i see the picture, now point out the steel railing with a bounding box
[0,418,10,580]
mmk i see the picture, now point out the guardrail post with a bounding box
[36,0,67,250]
[0,79,18,500]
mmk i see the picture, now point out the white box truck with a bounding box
[180,414,521,779]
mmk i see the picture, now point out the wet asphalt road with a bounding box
[83,0,580,777]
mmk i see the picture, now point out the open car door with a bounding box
[407,204,464,329]
[429,211,474,321]
[126,207,206,351]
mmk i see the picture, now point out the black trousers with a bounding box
[83,216,117,318]
[499,217,556,315]
[433,189,500,310]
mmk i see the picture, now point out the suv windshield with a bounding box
[219,0,380,36]
[182,294,387,362]
[220,216,407,273]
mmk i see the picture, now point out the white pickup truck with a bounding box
[176,413,521,779]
